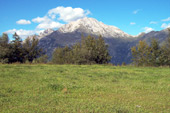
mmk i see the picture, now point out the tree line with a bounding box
[1,30,170,66]
[0,33,45,63]
[52,35,111,64]
[0,34,111,64]
[131,37,170,67]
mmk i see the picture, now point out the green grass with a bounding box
[0,64,170,113]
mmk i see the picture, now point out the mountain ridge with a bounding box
[36,17,170,64]
[58,17,132,38]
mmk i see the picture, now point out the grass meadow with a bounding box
[0,64,170,112]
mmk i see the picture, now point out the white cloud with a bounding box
[31,6,90,30]
[5,29,17,34]
[48,6,90,22]
[143,27,154,33]
[32,16,63,29]
[16,19,31,25]
[37,21,63,29]
[130,22,136,25]
[161,23,170,29]
[5,6,91,40]
[162,17,170,22]
[133,9,141,14]
[32,16,49,23]
[5,29,42,39]
[150,21,157,24]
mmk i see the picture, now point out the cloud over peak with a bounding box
[5,29,43,39]
[31,6,90,30]
[32,16,63,29]
[6,6,91,39]
[161,23,170,29]
[48,6,90,22]
[162,17,170,22]
[36,21,63,29]
[143,27,154,33]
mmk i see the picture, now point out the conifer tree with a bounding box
[0,33,11,63]
[95,36,111,64]
[23,36,43,62]
[160,37,170,66]
[10,32,24,63]
[150,38,161,66]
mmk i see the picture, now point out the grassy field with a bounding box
[0,64,170,113]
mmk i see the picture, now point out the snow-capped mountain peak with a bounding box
[39,28,54,38]
[25,28,54,41]
[58,17,132,38]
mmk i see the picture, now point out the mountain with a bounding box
[138,28,170,44]
[26,28,54,41]
[37,17,170,64]
[38,28,54,39]
[58,17,132,38]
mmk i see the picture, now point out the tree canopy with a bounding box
[0,33,44,63]
[131,37,170,67]
[52,35,111,64]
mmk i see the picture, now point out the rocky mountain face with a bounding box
[138,29,170,44]
[58,17,132,38]
[37,17,170,64]
[26,28,54,41]
[38,28,54,39]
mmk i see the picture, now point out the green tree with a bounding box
[159,28,170,66]
[131,40,151,66]
[0,33,11,63]
[23,36,43,62]
[150,38,161,66]
[0,33,9,44]
[33,55,48,64]
[52,46,72,64]
[160,37,170,66]
[10,32,24,63]
[52,35,111,64]
[0,33,44,64]
[95,36,111,64]
[81,35,97,64]
[71,43,86,64]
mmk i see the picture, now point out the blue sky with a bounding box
[0,0,170,39]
